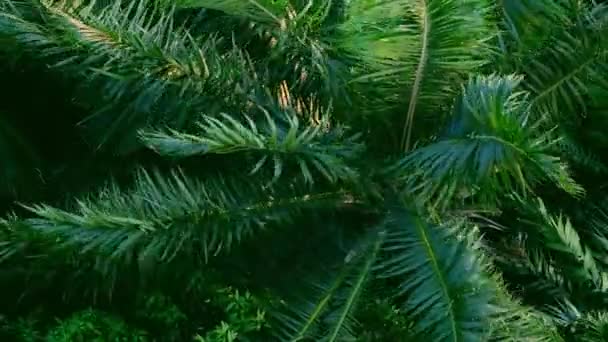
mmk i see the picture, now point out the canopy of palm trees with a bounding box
[1,0,608,340]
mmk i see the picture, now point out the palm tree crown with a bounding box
[1,0,608,340]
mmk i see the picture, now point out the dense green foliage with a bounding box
[2,0,608,340]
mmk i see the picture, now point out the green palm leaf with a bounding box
[521,2,608,117]
[377,207,500,341]
[557,134,608,175]
[489,294,565,342]
[388,74,581,210]
[140,110,363,184]
[0,0,252,151]
[174,0,345,106]
[497,0,572,54]
[0,214,46,264]
[341,0,493,151]
[514,196,608,294]
[324,233,384,341]
[271,231,384,341]
[19,169,343,266]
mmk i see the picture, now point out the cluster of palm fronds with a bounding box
[2,0,608,340]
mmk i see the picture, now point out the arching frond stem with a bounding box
[401,1,430,152]
[413,214,458,340]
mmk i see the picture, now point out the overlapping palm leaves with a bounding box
[1,0,608,340]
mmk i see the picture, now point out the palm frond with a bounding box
[0,214,47,264]
[174,0,348,106]
[514,196,608,295]
[17,169,345,267]
[140,110,363,184]
[271,231,384,341]
[508,247,573,301]
[543,300,608,340]
[324,233,383,341]
[583,205,608,270]
[497,0,573,58]
[388,74,581,210]
[485,215,572,302]
[521,2,608,118]
[557,134,608,175]
[545,299,582,327]
[341,0,494,151]
[272,268,348,341]
[0,0,254,151]
[489,300,565,342]
[376,206,500,340]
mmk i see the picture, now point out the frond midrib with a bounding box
[413,215,458,341]
[401,0,430,152]
[125,189,346,231]
[529,51,606,108]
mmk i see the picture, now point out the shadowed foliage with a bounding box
[2,0,608,340]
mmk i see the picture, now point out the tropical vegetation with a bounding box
[1,0,608,340]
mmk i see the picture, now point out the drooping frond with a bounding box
[1,211,130,303]
[271,231,384,341]
[521,1,608,118]
[16,169,344,267]
[174,0,347,105]
[388,74,581,210]
[0,0,253,150]
[341,0,494,151]
[497,0,573,58]
[140,110,363,184]
[377,206,500,340]
[513,196,608,295]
